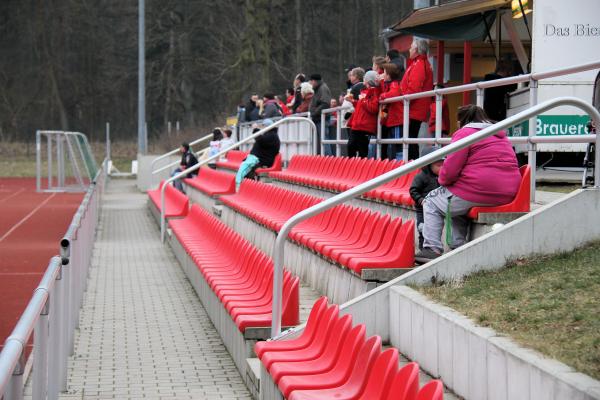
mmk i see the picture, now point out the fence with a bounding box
[0,161,106,400]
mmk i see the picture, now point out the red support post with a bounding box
[463,41,472,105]
[436,40,445,85]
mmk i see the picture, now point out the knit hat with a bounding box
[262,119,274,127]
[309,73,322,81]
[364,70,380,88]
[300,82,314,96]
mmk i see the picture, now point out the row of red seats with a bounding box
[147,180,189,218]
[256,297,444,400]
[215,150,283,175]
[183,167,236,197]
[269,155,417,207]
[221,180,415,272]
[169,205,300,332]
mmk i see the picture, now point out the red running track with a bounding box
[0,178,83,350]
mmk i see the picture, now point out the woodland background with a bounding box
[0,0,411,144]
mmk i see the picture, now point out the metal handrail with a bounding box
[149,132,213,176]
[152,147,211,176]
[270,96,600,337]
[159,117,318,241]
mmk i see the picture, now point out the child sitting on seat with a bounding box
[409,146,442,249]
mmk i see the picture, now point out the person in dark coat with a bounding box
[385,49,406,81]
[172,142,198,193]
[483,60,517,121]
[291,74,306,113]
[309,73,333,155]
[235,119,281,190]
[245,94,260,121]
[409,146,442,249]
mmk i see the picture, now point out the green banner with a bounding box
[508,115,591,137]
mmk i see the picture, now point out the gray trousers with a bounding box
[422,186,485,253]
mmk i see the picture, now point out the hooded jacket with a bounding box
[309,81,332,121]
[348,86,381,134]
[439,123,521,205]
[400,54,433,122]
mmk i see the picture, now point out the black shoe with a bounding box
[415,248,441,264]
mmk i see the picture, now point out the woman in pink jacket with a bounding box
[416,105,521,263]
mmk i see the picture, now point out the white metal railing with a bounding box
[237,112,314,165]
[321,59,600,202]
[159,117,318,242]
[270,97,600,337]
[149,132,214,186]
[0,161,105,400]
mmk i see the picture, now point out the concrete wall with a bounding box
[390,286,600,400]
[339,188,600,343]
[136,154,179,192]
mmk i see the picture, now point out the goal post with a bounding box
[36,131,98,192]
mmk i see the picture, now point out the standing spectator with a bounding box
[245,94,260,122]
[328,98,339,145]
[484,60,517,121]
[344,64,357,90]
[416,105,521,262]
[171,142,198,193]
[277,95,292,116]
[285,88,295,106]
[385,49,406,80]
[260,93,282,119]
[409,146,442,249]
[291,74,306,113]
[428,85,450,137]
[347,70,381,158]
[348,67,365,100]
[295,82,313,113]
[400,37,434,160]
[379,63,403,160]
[309,73,332,155]
[235,119,281,191]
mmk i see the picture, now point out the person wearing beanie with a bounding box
[346,70,381,158]
[308,73,332,154]
[409,146,442,249]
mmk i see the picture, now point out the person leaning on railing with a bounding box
[415,105,521,263]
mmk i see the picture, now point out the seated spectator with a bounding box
[291,74,306,113]
[219,129,235,159]
[346,70,381,158]
[416,105,521,263]
[207,128,224,168]
[409,146,442,249]
[295,82,313,113]
[235,119,281,191]
[428,84,450,137]
[172,142,198,193]
[259,93,283,119]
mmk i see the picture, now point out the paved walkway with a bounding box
[42,179,251,399]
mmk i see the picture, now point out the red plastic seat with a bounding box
[256,153,283,174]
[416,380,444,400]
[183,167,235,196]
[468,165,531,219]
[147,180,189,218]
[355,348,400,400]
[384,362,420,400]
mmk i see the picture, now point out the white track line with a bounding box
[0,188,25,205]
[0,193,56,243]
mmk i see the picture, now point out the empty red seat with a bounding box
[256,153,283,174]
[468,165,531,219]
[169,205,299,332]
[183,167,235,196]
[147,180,189,218]
[416,380,444,400]
[215,150,248,171]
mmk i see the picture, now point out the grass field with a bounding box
[417,241,600,380]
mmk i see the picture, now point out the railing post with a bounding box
[435,93,443,140]
[376,108,382,159]
[47,263,61,400]
[4,353,24,400]
[476,87,484,108]
[528,79,538,203]
[58,255,69,392]
[403,99,410,162]
[336,110,342,156]
[33,296,49,400]
[36,131,41,192]
[320,113,326,155]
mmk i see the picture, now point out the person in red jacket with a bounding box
[428,85,450,137]
[346,70,381,158]
[379,63,403,160]
[400,38,434,160]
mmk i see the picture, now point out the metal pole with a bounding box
[57,136,64,188]
[176,121,180,134]
[320,113,326,155]
[168,121,172,136]
[402,100,410,162]
[376,109,382,159]
[105,122,111,171]
[435,94,442,140]
[33,299,49,400]
[528,79,538,203]
[4,355,24,400]
[36,131,41,192]
[463,41,472,105]
[138,0,146,154]
[336,110,341,156]
[476,87,484,108]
